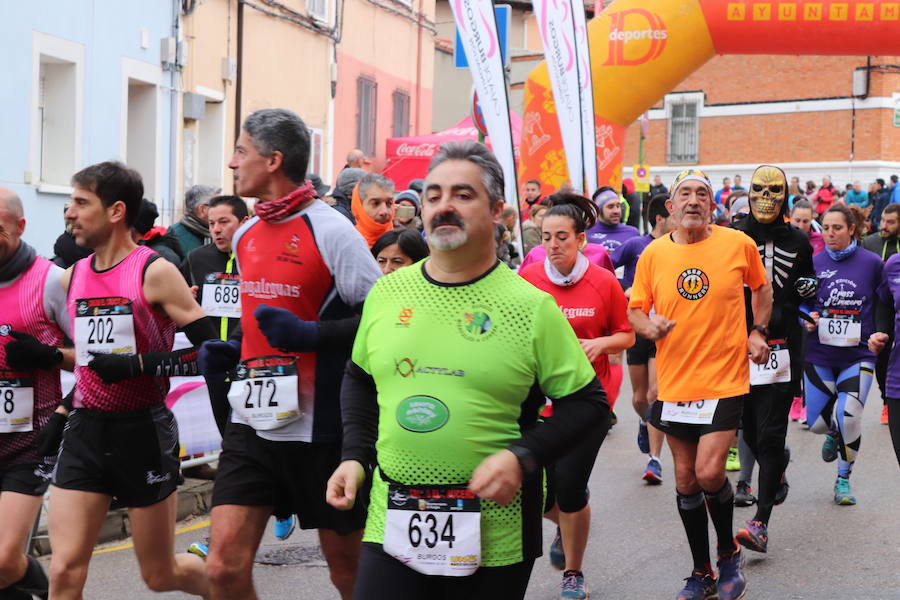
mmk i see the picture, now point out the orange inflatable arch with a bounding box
[519,0,900,195]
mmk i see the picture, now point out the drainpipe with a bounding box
[167,0,180,226]
[234,0,244,143]
[414,0,423,133]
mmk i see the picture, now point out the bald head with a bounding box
[0,187,24,220]
[346,149,371,170]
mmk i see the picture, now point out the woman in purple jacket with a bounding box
[803,205,884,505]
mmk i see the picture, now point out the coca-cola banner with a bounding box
[449,0,519,206]
[532,0,584,192]
[572,2,598,194]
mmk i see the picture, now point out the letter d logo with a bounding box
[603,9,668,66]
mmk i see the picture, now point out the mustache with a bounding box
[430,213,465,230]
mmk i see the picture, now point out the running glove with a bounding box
[5,330,62,370]
[87,352,141,383]
[254,304,320,353]
[36,413,67,457]
[795,277,817,299]
[198,339,241,376]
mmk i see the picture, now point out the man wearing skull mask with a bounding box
[731,165,816,554]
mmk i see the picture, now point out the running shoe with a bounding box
[675,570,717,600]
[560,570,588,599]
[716,544,747,600]
[725,447,740,471]
[734,480,756,507]
[821,431,839,463]
[274,515,295,540]
[643,457,663,485]
[187,537,209,560]
[881,404,889,425]
[637,421,650,454]
[736,520,768,553]
[610,411,618,428]
[788,397,803,421]
[549,527,565,570]
[834,476,857,505]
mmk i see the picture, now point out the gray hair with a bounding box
[336,168,367,197]
[184,184,220,214]
[428,141,505,205]
[357,173,395,200]
[242,108,311,184]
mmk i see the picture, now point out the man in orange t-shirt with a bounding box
[628,169,772,600]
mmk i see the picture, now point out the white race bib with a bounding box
[200,273,241,319]
[0,376,34,433]
[228,356,301,430]
[818,310,861,347]
[750,344,791,386]
[614,265,625,280]
[383,484,481,576]
[73,298,137,366]
[661,399,719,425]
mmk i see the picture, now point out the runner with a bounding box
[371,229,430,276]
[584,188,639,255]
[519,191,631,599]
[49,161,218,598]
[0,187,72,600]
[628,169,771,600]
[612,193,674,483]
[326,140,608,600]
[870,251,900,466]
[198,108,381,600]
[731,166,816,553]
[802,204,884,505]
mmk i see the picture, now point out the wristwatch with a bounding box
[750,324,769,338]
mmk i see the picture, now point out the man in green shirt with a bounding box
[326,141,608,599]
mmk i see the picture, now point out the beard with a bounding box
[427,212,468,251]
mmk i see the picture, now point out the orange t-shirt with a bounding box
[628,225,767,403]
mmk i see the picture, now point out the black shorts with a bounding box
[52,405,181,508]
[354,542,535,600]
[212,422,367,535]
[0,461,53,496]
[649,395,745,442]
[626,334,657,366]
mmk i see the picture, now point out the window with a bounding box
[356,77,377,156]
[392,90,410,138]
[306,126,324,176]
[197,99,226,189]
[666,93,702,165]
[308,0,328,21]
[31,32,84,189]
[126,80,158,200]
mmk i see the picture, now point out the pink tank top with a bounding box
[67,246,175,411]
[0,257,64,466]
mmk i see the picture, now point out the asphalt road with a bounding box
[38,378,900,599]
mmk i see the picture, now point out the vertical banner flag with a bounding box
[532,0,584,192]
[571,2,597,194]
[450,0,519,209]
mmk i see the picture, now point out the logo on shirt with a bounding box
[396,395,450,433]
[284,234,301,255]
[818,269,837,280]
[560,307,596,319]
[396,307,414,327]
[676,268,709,301]
[0,324,10,337]
[395,357,417,377]
[241,278,301,300]
[459,309,494,342]
[394,358,465,378]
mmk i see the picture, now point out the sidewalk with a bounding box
[31,478,215,556]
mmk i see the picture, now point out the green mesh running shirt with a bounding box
[352,260,596,566]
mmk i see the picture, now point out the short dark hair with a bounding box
[429,141,505,206]
[208,195,249,220]
[71,161,143,227]
[791,198,814,213]
[891,175,899,183]
[242,108,310,185]
[371,228,430,263]
[526,179,541,187]
[544,192,600,233]
[883,203,900,219]
[824,204,861,238]
[876,178,886,187]
[648,193,670,226]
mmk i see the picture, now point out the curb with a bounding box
[31,478,214,556]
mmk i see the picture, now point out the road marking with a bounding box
[92,520,210,555]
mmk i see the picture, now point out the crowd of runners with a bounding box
[1,107,899,600]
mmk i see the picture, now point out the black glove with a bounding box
[5,331,62,370]
[254,304,320,353]
[35,412,67,457]
[795,277,817,300]
[198,339,241,376]
[87,352,141,384]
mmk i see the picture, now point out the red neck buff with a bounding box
[254,180,317,222]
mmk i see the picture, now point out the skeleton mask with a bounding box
[749,165,786,224]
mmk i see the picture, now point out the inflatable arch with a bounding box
[518,0,900,195]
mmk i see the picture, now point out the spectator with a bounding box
[133,198,184,264]
[169,184,217,254]
[352,173,395,247]
[393,189,422,231]
[812,175,836,217]
[870,178,893,231]
[345,148,372,171]
[370,228,429,275]
[891,174,900,205]
[521,179,544,220]
[51,202,92,268]
[408,178,425,195]
[308,173,330,198]
[522,202,548,256]
[331,167,366,224]
[804,180,818,201]
[788,176,802,199]
[649,174,668,197]
[845,180,870,211]
[862,203,900,262]
[733,174,746,191]
[622,177,641,228]
[715,177,733,206]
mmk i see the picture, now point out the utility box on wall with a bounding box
[183,92,206,121]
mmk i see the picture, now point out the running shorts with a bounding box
[626,333,657,366]
[0,461,53,496]
[649,395,746,442]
